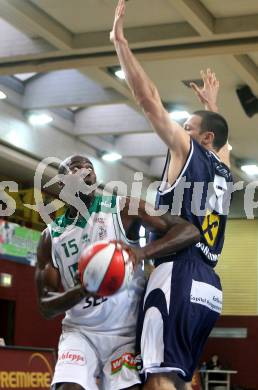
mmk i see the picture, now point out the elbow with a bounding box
[187,225,200,245]
[136,88,160,114]
[179,221,200,246]
[39,302,56,320]
[39,308,53,320]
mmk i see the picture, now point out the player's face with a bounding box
[183,115,203,143]
[184,115,215,149]
[67,157,97,186]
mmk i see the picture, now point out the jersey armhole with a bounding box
[158,139,194,195]
[116,196,139,245]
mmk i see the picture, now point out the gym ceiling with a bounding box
[0,0,258,184]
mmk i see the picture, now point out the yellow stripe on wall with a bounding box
[217,219,258,315]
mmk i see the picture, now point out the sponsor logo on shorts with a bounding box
[111,352,138,374]
[58,350,86,366]
[190,280,222,313]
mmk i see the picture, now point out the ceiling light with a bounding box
[6,130,25,148]
[169,110,190,121]
[28,113,53,126]
[14,72,37,81]
[0,90,7,100]
[70,106,79,111]
[241,164,258,176]
[115,69,126,80]
[102,152,122,162]
[107,66,126,80]
[0,273,12,287]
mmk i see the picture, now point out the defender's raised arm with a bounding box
[190,68,231,167]
[111,0,190,162]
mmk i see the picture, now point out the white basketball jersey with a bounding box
[48,195,145,336]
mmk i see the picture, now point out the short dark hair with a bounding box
[58,155,92,175]
[193,110,228,150]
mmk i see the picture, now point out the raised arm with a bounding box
[35,228,87,319]
[120,197,200,263]
[110,0,190,160]
[190,68,231,167]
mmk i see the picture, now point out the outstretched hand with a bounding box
[190,68,219,112]
[110,0,127,44]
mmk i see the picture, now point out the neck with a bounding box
[202,143,217,154]
[68,194,95,219]
[210,146,219,156]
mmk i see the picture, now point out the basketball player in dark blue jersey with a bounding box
[111,1,233,389]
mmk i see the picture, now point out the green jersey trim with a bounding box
[50,195,117,238]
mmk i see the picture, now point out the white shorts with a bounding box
[51,327,141,390]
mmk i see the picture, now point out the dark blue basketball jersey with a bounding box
[154,139,233,268]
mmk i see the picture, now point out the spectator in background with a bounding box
[207,354,226,384]
[0,219,17,244]
[0,337,6,346]
[207,354,222,370]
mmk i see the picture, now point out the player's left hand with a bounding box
[190,68,219,112]
[110,0,127,44]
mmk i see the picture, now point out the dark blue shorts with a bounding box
[137,258,222,382]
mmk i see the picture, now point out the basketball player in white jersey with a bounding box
[36,155,200,390]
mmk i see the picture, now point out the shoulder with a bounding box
[118,196,146,212]
[89,194,117,213]
[214,161,232,182]
[37,228,52,268]
[39,228,51,246]
[47,212,70,238]
[192,139,222,170]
